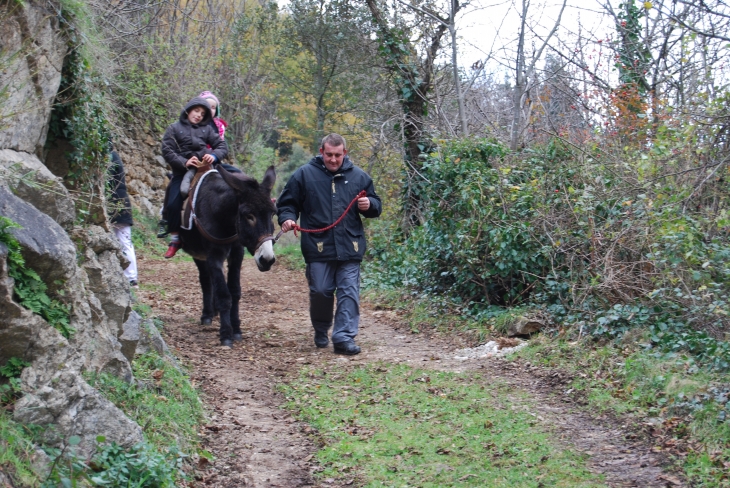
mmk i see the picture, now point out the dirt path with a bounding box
[137,256,683,488]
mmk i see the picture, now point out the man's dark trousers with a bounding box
[306,261,360,344]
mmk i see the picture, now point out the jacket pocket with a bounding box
[344,223,365,256]
[302,231,334,259]
[344,219,363,237]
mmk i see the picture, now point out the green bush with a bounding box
[40,436,183,488]
[368,137,730,370]
[369,138,569,305]
[0,357,29,405]
[86,441,183,487]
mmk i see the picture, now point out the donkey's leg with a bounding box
[207,249,233,346]
[194,258,215,325]
[227,244,244,342]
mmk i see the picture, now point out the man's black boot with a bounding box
[333,341,361,355]
[156,219,169,238]
[314,330,329,348]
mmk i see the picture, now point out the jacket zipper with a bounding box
[332,174,344,194]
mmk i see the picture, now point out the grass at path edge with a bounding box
[360,288,730,486]
[281,364,603,487]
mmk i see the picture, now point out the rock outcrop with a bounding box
[0,149,76,228]
[0,0,67,155]
[0,187,143,453]
[0,0,151,458]
[1,0,168,221]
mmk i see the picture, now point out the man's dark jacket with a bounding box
[277,155,382,263]
[161,97,227,176]
[108,151,133,226]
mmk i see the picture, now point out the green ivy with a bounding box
[0,217,73,338]
[614,0,650,92]
[369,138,546,305]
[46,2,112,222]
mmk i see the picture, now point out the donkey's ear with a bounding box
[218,165,255,193]
[261,166,276,195]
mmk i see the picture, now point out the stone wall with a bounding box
[114,127,167,217]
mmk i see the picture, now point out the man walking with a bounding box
[278,134,382,355]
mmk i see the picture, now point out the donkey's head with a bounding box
[218,165,277,271]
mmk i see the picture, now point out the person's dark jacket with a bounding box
[277,155,382,263]
[108,150,133,226]
[161,97,228,176]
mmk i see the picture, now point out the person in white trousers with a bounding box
[108,148,139,287]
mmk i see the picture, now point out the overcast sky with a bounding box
[457,0,611,70]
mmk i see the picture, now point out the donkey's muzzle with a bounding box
[254,239,275,271]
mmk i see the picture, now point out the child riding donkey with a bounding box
[178,91,229,198]
[160,96,227,258]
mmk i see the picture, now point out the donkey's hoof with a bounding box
[201,317,213,326]
[220,339,233,347]
[233,333,243,342]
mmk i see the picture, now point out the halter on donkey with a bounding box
[179,165,277,346]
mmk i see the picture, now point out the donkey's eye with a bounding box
[245,214,257,226]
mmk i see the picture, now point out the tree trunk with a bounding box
[450,0,468,136]
[510,0,528,151]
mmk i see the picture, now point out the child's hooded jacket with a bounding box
[161,97,228,176]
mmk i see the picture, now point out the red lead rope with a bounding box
[274,190,367,242]
[292,190,367,236]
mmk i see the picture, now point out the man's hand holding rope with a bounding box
[280,191,369,236]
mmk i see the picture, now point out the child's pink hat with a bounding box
[199,91,219,106]
[199,91,220,117]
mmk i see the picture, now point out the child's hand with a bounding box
[186,156,201,168]
[201,154,216,165]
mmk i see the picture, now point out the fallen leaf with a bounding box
[658,474,683,485]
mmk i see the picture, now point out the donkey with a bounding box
[179,165,277,346]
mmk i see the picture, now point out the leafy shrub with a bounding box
[87,442,183,487]
[41,436,183,488]
[0,217,73,338]
[0,357,29,405]
[368,136,730,370]
[370,138,571,305]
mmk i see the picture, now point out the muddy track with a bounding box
[137,256,683,488]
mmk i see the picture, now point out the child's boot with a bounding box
[164,235,182,259]
[156,219,169,238]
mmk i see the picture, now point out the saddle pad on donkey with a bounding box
[181,169,218,231]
